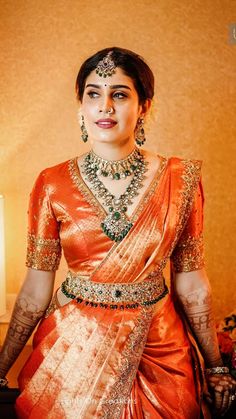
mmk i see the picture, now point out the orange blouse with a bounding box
[25,155,204,276]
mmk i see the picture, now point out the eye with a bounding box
[87,91,99,98]
[113,91,128,99]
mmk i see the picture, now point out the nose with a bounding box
[99,94,114,114]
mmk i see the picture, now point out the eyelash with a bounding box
[87,91,128,99]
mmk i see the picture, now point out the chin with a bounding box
[92,133,122,144]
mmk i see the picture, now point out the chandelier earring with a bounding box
[80,115,88,143]
[135,117,146,147]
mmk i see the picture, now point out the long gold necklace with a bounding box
[82,149,148,242]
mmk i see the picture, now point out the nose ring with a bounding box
[107,107,114,115]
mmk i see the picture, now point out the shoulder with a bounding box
[33,158,76,185]
[167,156,202,185]
[167,155,202,172]
[144,150,202,185]
[157,156,203,205]
[30,158,76,196]
[39,158,74,179]
[147,150,202,172]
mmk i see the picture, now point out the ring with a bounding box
[230,394,235,401]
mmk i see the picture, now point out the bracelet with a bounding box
[205,366,230,375]
[0,377,8,388]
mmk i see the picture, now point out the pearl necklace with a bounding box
[82,149,148,242]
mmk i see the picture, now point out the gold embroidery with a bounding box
[101,307,154,418]
[27,234,61,249]
[168,159,203,268]
[68,158,105,218]
[172,234,205,272]
[179,159,202,235]
[26,233,61,271]
[132,155,168,223]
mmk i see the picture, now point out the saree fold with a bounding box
[16,155,209,418]
[17,301,154,419]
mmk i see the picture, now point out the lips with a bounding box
[95,118,117,129]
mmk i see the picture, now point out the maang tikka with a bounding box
[135,117,146,146]
[96,51,116,78]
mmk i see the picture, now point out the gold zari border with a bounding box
[101,307,154,418]
[26,233,61,271]
[172,234,205,272]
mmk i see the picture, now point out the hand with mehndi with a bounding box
[205,372,236,416]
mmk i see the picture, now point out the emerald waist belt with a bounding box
[61,270,169,310]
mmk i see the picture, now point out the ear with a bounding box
[138,99,152,118]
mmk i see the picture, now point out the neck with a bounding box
[90,141,136,161]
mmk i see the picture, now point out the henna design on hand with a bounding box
[0,296,45,377]
[178,287,222,367]
[207,374,236,415]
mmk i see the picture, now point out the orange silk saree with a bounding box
[15,155,209,418]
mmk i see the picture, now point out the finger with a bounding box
[229,393,236,403]
[208,377,219,387]
[204,388,213,404]
[218,379,230,386]
[214,384,224,394]
[221,390,230,415]
[205,395,213,404]
[214,390,223,411]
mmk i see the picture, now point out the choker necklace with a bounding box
[82,149,148,242]
[87,148,141,180]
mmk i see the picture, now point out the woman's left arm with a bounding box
[175,267,236,415]
[175,267,221,367]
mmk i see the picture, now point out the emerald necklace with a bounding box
[82,148,148,242]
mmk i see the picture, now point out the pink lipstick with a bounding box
[95,118,117,129]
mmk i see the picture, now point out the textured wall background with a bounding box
[0,0,235,320]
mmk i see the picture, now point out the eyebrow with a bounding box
[85,83,131,90]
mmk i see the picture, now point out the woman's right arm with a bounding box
[0,267,55,380]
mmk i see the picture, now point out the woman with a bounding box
[0,47,235,418]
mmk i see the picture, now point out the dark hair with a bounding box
[75,47,154,104]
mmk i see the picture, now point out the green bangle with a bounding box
[205,366,229,375]
[0,377,8,388]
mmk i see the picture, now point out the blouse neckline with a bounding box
[68,154,169,224]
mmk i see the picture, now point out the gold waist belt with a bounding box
[61,270,169,309]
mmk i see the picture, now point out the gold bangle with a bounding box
[0,377,8,388]
[205,366,229,375]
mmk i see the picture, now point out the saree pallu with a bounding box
[16,155,210,418]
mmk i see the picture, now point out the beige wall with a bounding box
[1,0,236,320]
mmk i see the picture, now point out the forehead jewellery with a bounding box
[96,51,116,78]
[82,148,148,242]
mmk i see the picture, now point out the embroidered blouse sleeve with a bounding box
[171,177,205,273]
[25,170,61,271]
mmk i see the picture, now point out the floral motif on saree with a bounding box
[16,155,208,419]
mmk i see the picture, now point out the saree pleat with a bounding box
[16,156,209,418]
[16,295,204,418]
[120,295,200,419]
[17,301,155,419]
